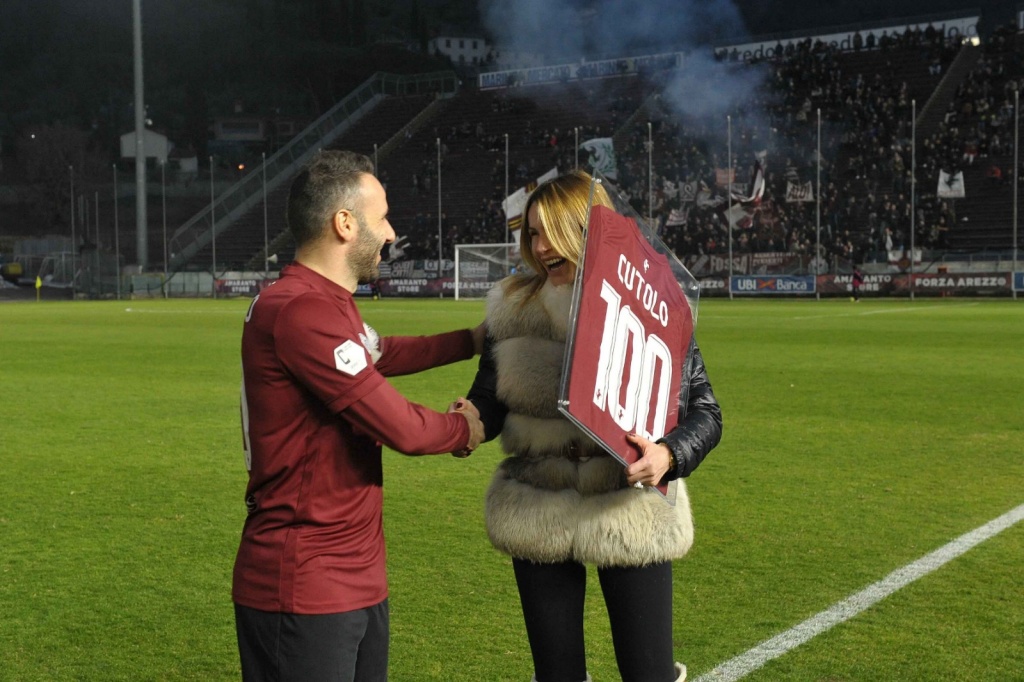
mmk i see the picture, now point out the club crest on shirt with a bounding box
[359,323,382,363]
[334,339,368,376]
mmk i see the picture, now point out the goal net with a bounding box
[453,243,522,300]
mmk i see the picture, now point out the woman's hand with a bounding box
[624,432,673,488]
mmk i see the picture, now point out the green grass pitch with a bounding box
[1,297,1022,681]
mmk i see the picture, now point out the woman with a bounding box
[464,171,722,682]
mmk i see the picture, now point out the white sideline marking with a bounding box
[790,302,979,321]
[123,308,240,314]
[695,503,1024,682]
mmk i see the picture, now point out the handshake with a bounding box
[448,397,483,458]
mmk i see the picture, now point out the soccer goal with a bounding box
[453,243,521,300]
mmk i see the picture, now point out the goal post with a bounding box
[453,243,521,300]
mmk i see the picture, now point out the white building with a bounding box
[119,128,171,164]
[428,35,490,65]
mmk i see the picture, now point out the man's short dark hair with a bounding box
[287,150,375,248]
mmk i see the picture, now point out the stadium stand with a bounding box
[163,19,1024,275]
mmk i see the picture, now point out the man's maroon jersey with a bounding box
[234,263,471,614]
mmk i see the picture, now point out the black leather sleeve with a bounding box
[658,339,722,480]
[466,335,509,443]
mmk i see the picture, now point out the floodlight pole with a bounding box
[910,99,916,301]
[113,164,122,300]
[727,115,734,300]
[647,121,653,227]
[574,127,579,169]
[1014,89,1019,300]
[373,143,378,175]
[504,132,510,274]
[161,160,167,297]
[816,108,821,301]
[437,137,443,297]
[262,152,269,277]
[504,133,510,245]
[95,191,101,285]
[132,0,148,270]
[69,165,76,297]
[210,155,217,298]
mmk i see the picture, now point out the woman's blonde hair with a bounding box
[507,170,615,300]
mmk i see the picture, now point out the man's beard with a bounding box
[349,214,384,284]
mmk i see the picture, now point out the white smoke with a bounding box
[479,0,765,122]
[480,0,747,61]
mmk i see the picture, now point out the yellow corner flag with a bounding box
[35,275,42,301]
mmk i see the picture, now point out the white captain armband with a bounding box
[334,339,369,376]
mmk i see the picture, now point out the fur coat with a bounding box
[479,277,694,567]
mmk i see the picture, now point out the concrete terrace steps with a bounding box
[188,94,437,271]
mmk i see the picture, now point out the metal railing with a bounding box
[168,71,459,272]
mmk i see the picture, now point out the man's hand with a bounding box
[448,397,483,456]
[624,432,673,487]
[471,321,487,356]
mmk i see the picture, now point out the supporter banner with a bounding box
[581,138,618,180]
[715,15,979,62]
[731,275,815,294]
[785,180,815,202]
[561,205,696,500]
[937,170,966,199]
[715,168,735,187]
[682,253,748,277]
[680,252,808,277]
[478,51,685,90]
[1016,272,1024,291]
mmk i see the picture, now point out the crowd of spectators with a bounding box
[389,21,1024,269]
[607,27,971,269]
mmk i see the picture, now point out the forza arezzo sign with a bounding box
[560,205,697,499]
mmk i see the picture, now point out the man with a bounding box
[234,150,484,681]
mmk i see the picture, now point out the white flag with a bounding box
[679,182,698,203]
[937,170,965,199]
[724,204,753,229]
[502,167,560,229]
[581,138,618,180]
[785,180,815,203]
[665,207,688,227]
[502,187,528,222]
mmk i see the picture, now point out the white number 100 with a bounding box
[592,280,672,440]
